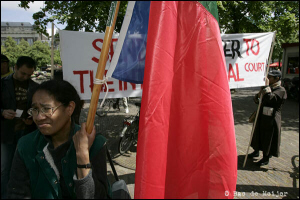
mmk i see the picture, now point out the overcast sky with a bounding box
[1,1,66,36]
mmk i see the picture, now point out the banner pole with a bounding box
[243,31,277,168]
[86,1,120,134]
[51,22,55,79]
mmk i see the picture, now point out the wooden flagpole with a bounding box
[243,31,276,168]
[86,1,120,134]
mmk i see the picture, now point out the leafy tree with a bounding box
[54,48,62,65]
[19,1,128,36]
[2,37,62,70]
[29,40,51,70]
[19,1,298,63]
[1,37,62,70]
[217,1,299,62]
[2,36,21,67]
[53,32,60,49]
[18,38,31,57]
[1,45,6,56]
[268,1,299,62]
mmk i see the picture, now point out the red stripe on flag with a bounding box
[135,1,237,199]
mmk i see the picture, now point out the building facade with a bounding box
[1,22,48,46]
[281,43,299,80]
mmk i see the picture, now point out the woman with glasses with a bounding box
[7,80,110,199]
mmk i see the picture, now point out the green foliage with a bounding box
[2,36,20,67]
[29,40,51,69]
[19,38,31,56]
[54,48,62,65]
[19,1,128,36]
[18,1,299,63]
[1,36,62,70]
[217,1,299,62]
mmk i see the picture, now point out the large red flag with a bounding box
[135,1,237,199]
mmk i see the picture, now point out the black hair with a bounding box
[1,54,9,63]
[16,56,36,70]
[33,80,84,121]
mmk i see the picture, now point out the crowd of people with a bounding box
[1,55,111,199]
[1,54,287,199]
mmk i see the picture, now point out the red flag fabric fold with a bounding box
[135,1,237,199]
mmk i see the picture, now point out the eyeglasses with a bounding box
[27,104,63,117]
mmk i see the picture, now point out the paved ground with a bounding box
[79,88,299,199]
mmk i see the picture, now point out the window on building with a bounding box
[287,56,299,74]
[27,38,33,45]
[14,38,21,45]
[1,38,7,46]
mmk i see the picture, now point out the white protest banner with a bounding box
[221,32,275,89]
[60,30,143,100]
[60,31,274,99]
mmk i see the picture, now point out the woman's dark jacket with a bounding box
[7,123,110,199]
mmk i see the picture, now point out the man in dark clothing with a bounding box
[1,54,13,78]
[1,56,38,199]
[249,70,287,166]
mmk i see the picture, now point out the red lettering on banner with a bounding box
[228,64,236,81]
[260,63,265,71]
[245,63,249,72]
[251,39,260,55]
[91,38,118,64]
[119,80,126,91]
[106,70,114,92]
[74,69,142,95]
[73,70,89,93]
[92,39,103,52]
[228,63,244,82]
[130,82,136,90]
[119,80,122,90]
[92,39,103,64]
[235,63,244,81]
[89,70,94,91]
[250,63,254,72]
[257,63,262,71]
[245,63,265,72]
[243,39,260,56]
[243,39,252,56]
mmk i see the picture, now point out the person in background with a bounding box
[1,54,13,78]
[113,97,130,113]
[1,56,38,199]
[7,79,110,199]
[249,70,287,166]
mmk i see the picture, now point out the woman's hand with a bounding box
[73,123,96,164]
[73,123,96,179]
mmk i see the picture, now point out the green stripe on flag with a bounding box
[198,1,219,24]
[106,1,118,27]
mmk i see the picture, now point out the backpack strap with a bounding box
[106,146,119,181]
